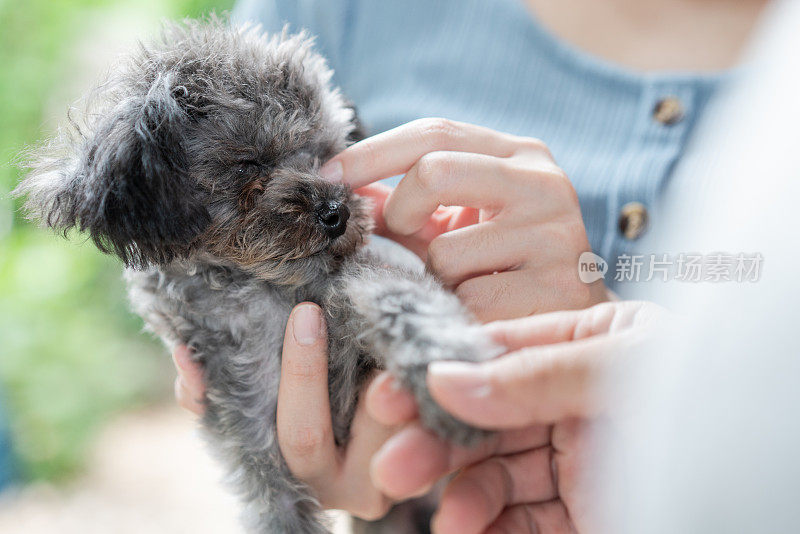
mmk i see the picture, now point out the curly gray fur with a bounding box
[14,17,501,533]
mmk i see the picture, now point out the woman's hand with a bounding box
[365,300,665,533]
[173,303,398,520]
[321,118,607,321]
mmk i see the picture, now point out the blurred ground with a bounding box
[0,405,351,533]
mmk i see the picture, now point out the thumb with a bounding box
[427,334,628,428]
[277,303,338,481]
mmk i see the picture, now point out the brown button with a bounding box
[618,202,649,240]
[653,96,684,125]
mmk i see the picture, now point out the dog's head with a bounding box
[14,18,371,286]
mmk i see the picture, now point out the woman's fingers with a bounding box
[173,345,205,415]
[365,372,419,426]
[327,119,604,319]
[370,424,449,499]
[354,183,392,234]
[427,222,530,288]
[322,118,525,188]
[355,183,476,258]
[382,151,519,236]
[485,301,648,351]
[432,447,558,534]
[431,308,653,427]
[335,390,396,520]
[426,335,620,428]
[382,152,576,239]
[370,422,551,499]
[485,309,598,351]
[455,268,597,322]
[485,500,576,534]
[276,303,338,483]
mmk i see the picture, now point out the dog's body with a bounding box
[127,239,489,533]
[15,18,497,533]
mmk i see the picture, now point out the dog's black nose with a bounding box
[315,201,350,238]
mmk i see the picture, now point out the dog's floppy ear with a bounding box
[15,74,210,268]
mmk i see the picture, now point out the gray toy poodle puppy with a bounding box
[14,18,500,534]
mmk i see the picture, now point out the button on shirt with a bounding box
[619,202,649,241]
[653,96,685,126]
[233,0,729,292]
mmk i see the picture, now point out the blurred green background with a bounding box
[0,0,234,483]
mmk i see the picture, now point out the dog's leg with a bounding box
[334,264,503,448]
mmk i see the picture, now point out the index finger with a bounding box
[322,118,522,188]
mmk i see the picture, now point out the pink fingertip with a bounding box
[319,160,343,182]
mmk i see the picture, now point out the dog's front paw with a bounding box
[387,322,503,448]
[359,276,504,447]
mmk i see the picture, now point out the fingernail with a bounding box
[319,159,343,182]
[292,305,323,346]
[428,361,492,398]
